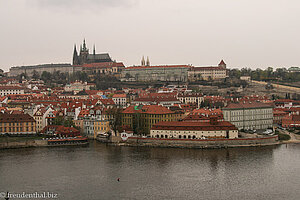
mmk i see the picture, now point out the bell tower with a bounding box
[79,39,89,64]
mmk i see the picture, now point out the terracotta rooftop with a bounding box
[126,65,191,70]
[113,94,126,98]
[0,86,24,90]
[219,60,226,65]
[0,113,35,123]
[81,62,125,68]
[223,101,273,109]
[191,66,225,71]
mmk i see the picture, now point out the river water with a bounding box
[0,142,300,200]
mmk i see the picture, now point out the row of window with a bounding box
[0,127,34,132]
[153,135,226,139]
[0,122,34,126]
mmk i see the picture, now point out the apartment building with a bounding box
[0,113,36,134]
[177,93,204,108]
[0,86,25,96]
[151,117,238,139]
[222,102,273,130]
[188,60,228,81]
[112,94,127,107]
[122,105,183,135]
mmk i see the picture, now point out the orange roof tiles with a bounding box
[113,94,126,98]
[224,102,273,109]
[126,65,191,70]
[81,62,125,68]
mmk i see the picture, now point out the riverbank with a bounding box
[115,135,280,149]
[0,137,89,149]
[1,133,299,150]
[0,139,47,149]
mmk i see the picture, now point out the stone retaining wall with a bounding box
[126,136,279,148]
[0,140,48,149]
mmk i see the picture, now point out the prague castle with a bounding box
[8,39,124,77]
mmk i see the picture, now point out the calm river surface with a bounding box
[1,142,300,200]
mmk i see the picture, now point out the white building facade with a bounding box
[222,102,273,130]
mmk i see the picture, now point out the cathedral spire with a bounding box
[93,44,95,55]
[141,56,145,66]
[83,38,87,51]
[73,44,78,56]
[146,56,150,66]
[73,44,79,65]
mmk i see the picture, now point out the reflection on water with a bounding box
[0,142,299,200]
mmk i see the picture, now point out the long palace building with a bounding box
[121,59,228,82]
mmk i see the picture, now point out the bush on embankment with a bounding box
[278,133,291,141]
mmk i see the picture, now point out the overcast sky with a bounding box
[1,0,300,71]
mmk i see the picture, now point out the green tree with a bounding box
[63,118,75,127]
[106,107,122,136]
[41,71,52,82]
[53,116,64,125]
[32,70,40,80]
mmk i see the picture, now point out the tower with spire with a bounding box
[72,44,79,65]
[141,56,150,66]
[141,56,145,66]
[218,60,226,69]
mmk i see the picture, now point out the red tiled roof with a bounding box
[224,102,273,109]
[219,60,226,65]
[81,62,125,68]
[191,108,222,115]
[0,96,7,102]
[0,113,35,123]
[191,66,225,71]
[178,93,203,97]
[273,110,288,115]
[275,99,295,103]
[98,99,115,105]
[133,97,180,103]
[0,86,24,90]
[112,94,126,98]
[126,65,191,70]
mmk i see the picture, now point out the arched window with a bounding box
[179,135,182,139]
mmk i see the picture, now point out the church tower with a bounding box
[73,44,79,65]
[218,60,226,69]
[141,56,145,66]
[79,39,89,64]
[146,56,150,66]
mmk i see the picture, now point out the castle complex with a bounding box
[8,39,227,82]
[8,40,123,77]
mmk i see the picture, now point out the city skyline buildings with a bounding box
[1,0,300,71]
